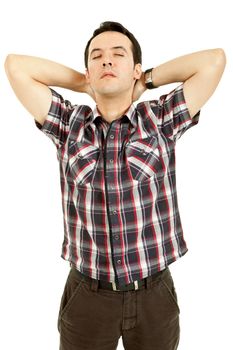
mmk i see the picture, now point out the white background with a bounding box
[0,0,232,349]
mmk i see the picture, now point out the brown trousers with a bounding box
[58,266,180,350]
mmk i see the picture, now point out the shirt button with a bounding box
[117,259,121,265]
[114,234,119,240]
[110,134,114,139]
[113,210,117,215]
[110,159,114,163]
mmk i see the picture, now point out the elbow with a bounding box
[212,48,227,67]
[4,54,19,76]
[4,54,14,69]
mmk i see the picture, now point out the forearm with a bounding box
[5,54,87,93]
[151,48,224,87]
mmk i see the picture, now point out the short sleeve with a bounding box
[157,83,200,142]
[34,88,77,149]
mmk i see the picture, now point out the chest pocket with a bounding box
[67,141,100,185]
[125,136,163,182]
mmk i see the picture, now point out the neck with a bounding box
[95,93,133,124]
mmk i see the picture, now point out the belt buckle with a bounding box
[112,280,139,291]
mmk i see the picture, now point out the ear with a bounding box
[134,63,142,79]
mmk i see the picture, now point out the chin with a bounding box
[97,87,120,96]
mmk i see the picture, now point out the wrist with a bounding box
[73,73,88,93]
[144,68,158,89]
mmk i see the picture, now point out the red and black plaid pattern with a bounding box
[35,83,200,286]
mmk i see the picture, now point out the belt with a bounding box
[71,265,165,292]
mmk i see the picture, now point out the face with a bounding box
[86,31,142,99]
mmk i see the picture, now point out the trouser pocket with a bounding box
[160,268,180,314]
[57,268,85,332]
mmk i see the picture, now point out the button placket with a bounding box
[104,125,123,277]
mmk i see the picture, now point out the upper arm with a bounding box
[5,55,52,125]
[155,84,200,142]
[183,48,226,118]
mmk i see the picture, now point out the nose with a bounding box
[103,62,112,67]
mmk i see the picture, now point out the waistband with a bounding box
[70,264,167,292]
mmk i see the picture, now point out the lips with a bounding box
[101,72,116,78]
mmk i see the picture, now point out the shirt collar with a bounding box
[85,103,138,129]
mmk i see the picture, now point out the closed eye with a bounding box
[92,54,124,60]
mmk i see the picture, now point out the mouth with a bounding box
[101,72,116,79]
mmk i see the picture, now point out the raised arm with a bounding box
[147,48,226,117]
[4,54,91,125]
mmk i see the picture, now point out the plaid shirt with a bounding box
[35,83,200,287]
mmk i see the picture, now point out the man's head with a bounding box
[84,21,142,100]
[84,21,142,69]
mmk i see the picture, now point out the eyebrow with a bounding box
[90,46,128,56]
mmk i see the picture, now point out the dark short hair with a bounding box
[84,21,142,68]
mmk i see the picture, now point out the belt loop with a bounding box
[145,275,152,289]
[91,278,99,292]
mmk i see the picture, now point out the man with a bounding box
[5,21,226,350]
